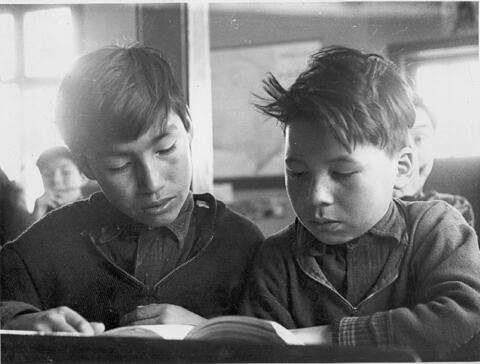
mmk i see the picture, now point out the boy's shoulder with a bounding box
[198,193,264,235]
[254,222,297,259]
[3,192,108,252]
[395,198,476,250]
[396,197,468,227]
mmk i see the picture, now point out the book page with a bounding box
[0,329,91,337]
[100,324,194,339]
[185,315,304,345]
[1,325,195,339]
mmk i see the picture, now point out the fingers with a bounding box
[90,322,106,334]
[61,307,101,335]
[120,304,166,326]
[4,307,105,335]
[120,304,206,326]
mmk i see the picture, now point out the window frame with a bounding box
[0,4,83,204]
[0,4,83,87]
[388,35,478,84]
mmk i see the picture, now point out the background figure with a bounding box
[0,168,32,245]
[33,146,87,221]
[395,96,475,227]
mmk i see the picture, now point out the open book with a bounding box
[100,315,304,345]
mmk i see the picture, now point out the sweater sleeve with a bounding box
[239,240,297,329]
[1,243,43,326]
[332,202,480,361]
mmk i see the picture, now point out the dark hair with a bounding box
[36,146,76,172]
[55,45,190,154]
[256,46,415,155]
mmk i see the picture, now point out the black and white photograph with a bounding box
[1,1,479,362]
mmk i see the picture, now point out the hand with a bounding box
[290,325,332,345]
[4,306,105,335]
[33,193,61,220]
[120,304,207,326]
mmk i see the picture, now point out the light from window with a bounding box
[0,13,15,81]
[24,7,76,78]
[0,84,22,180]
[415,57,480,158]
[22,86,65,208]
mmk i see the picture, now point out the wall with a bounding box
[80,4,137,53]
[209,3,449,54]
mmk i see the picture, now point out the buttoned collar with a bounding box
[82,192,194,249]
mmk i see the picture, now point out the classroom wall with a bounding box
[209,3,449,54]
[80,4,138,53]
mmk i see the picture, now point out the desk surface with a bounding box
[1,333,419,363]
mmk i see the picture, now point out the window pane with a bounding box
[22,85,65,209]
[24,7,76,78]
[415,57,480,158]
[0,83,22,181]
[0,13,15,81]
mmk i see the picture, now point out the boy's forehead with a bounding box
[285,121,391,163]
[41,157,77,172]
[87,112,183,156]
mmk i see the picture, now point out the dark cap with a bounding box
[36,146,75,172]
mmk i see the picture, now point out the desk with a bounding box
[1,333,419,363]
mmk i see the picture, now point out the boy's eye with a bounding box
[155,142,177,155]
[286,169,308,178]
[107,162,131,173]
[331,170,357,179]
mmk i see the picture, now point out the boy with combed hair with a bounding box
[241,46,480,360]
[1,45,263,334]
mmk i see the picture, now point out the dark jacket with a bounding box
[0,168,32,245]
[1,192,264,329]
[241,199,480,361]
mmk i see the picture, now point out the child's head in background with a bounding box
[395,95,437,198]
[36,146,86,205]
[55,45,192,227]
[257,46,416,244]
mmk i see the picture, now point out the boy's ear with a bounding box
[75,154,96,181]
[394,146,414,190]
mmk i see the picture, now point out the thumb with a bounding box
[91,322,105,334]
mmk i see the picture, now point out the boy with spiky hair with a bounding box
[1,45,263,334]
[241,46,480,360]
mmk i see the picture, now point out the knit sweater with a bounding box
[1,192,264,329]
[240,199,480,360]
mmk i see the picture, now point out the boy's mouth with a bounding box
[143,196,175,215]
[309,218,342,231]
[311,217,339,225]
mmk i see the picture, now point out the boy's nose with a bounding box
[137,161,164,194]
[310,175,334,206]
[51,169,63,187]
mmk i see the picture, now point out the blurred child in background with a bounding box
[33,146,88,220]
[395,96,475,227]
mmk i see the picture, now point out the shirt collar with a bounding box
[296,199,407,256]
[83,192,194,249]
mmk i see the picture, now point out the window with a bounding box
[389,36,480,159]
[414,54,479,158]
[0,6,79,209]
